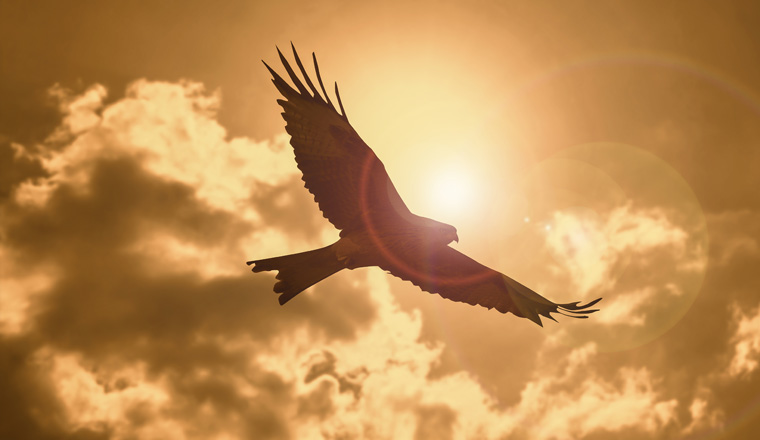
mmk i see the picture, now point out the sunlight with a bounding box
[430,170,474,214]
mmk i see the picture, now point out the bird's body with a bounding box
[249,45,600,326]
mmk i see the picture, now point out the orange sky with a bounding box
[2,1,760,439]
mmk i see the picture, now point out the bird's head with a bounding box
[421,218,458,245]
[444,224,460,244]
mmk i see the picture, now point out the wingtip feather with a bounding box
[312,52,334,108]
[290,43,323,101]
[334,82,348,121]
[277,46,310,96]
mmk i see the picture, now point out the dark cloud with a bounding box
[0,141,47,202]
[413,404,456,440]
[0,150,376,438]
[251,175,330,244]
[297,380,335,420]
[3,2,760,438]
[0,335,64,440]
[304,350,366,399]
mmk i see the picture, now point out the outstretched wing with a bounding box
[263,44,411,231]
[381,246,601,326]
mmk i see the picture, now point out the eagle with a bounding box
[248,44,601,326]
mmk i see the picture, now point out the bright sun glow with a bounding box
[428,169,476,215]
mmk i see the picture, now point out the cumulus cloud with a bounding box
[544,204,692,295]
[707,210,760,266]
[591,287,654,326]
[727,304,760,377]
[0,245,58,334]
[0,80,376,439]
[535,203,708,339]
[253,272,680,440]
[0,79,723,440]
[48,350,172,438]
[15,80,296,216]
[681,396,724,435]
[46,83,108,142]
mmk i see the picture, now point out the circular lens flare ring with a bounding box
[358,153,494,286]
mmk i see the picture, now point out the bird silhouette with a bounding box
[248,44,600,326]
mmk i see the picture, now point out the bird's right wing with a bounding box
[263,44,412,231]
[381,245,601,326]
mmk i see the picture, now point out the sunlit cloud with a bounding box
[46,83,108,142]
[15,80,297,218]
[1,53,756,438]
[544,204,690,295]
[708,210,760,266]
[1,80,359,439]
[256,270,680,439]
[682,396,724,435]
[592,287,654,326]
[48,349,173,438]
[0,245,59,335]
[727,303,760,377]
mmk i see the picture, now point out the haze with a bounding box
[1,1,759,439]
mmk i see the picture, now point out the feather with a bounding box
[252,45,603,327]
[335,82,348,121]
[312,52,334,108]
[277,46,310,96]
[291,43,323,102]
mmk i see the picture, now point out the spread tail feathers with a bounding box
[247,244,344,305]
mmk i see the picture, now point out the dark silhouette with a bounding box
[248,44,600,326]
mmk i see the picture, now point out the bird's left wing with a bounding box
[262,44,412,232]
[380,246,601,326]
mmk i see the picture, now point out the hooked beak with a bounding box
[454,232,459,243]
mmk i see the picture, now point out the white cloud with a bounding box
[10,80,317,279]
[15,80,297,219]
[258,271,679,440]
[0,245,59,335]
[727,304,760,377]
[544,204,691,295]
[6,80,687,439]
[47,83,108,142]
[681,396,724,435]
[42,348,178,440]
[593,287,654,326]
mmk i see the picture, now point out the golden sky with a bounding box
[2,1,760,439]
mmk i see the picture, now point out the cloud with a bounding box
[535,203,709,344]
[15,80,297,217]
[0,79,378,439]
[727,304,760,378]
[508,343,678,439]
[591,287,654,326]
[544,204,693,295]
[258,271,680,440]
[0,141,46,201]
[48,349,171,437]
[414,404,457,440]
[707,210,760,266]
[681,396,724,436]
[0,245,58,334]
[0,79,715,440]
[46,83,108,142]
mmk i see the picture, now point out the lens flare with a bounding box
[497,142,708,352]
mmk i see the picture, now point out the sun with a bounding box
[431,172,471,210]
[422,166,480,221]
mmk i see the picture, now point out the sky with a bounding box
[1,1,760,439]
